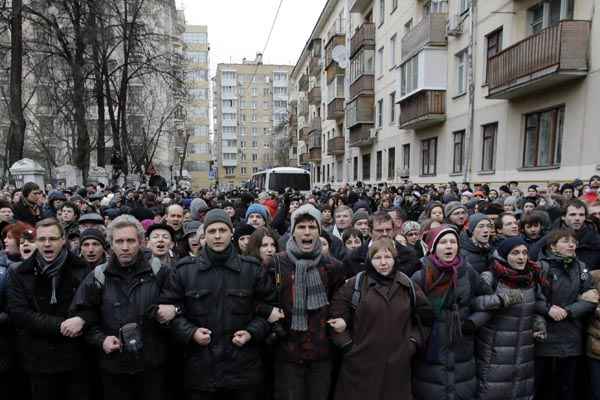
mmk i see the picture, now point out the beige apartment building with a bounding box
[213,56,293,189]
[291,0,599,186]
[182,25,211,189]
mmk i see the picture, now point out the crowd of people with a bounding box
[0,175,600,400]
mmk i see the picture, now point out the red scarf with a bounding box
[491,259,547,289]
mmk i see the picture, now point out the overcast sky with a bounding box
[179,0,328,73]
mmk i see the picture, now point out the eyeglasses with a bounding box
[36,236,62,243]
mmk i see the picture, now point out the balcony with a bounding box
[398,90,446,130]
[401,13,448,60]
[309,56,321,77]
[351,23,375,58]
[325,32,346,70]
[309,117,321,134]
[349,125,374,148]
[298,74,308,92]
[222,159,238,167]
[308,86,321,105]
[309,148,322,162]
[327,136,345,156]
[308,131,321,151]
[346,95,374,129]
[487,20,590,100]
[350,74,374,100]
[350,0,371,14]
[327,98,344,122]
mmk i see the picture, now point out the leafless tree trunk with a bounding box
[7,0,25,168]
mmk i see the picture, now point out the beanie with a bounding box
[183,220,202,237]
[352,210,370,225]
[401,221,421,235]
[80,228,108,250]
[424,225,459,255]
[245,203,269,222]
[444,201,466,218]
[291,204,322,234]
[204,209,234,232]
[497,236,528,261]
[190,198,209,220]
[467,213,491,235]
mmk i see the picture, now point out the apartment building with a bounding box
[291,0,599,186]
[213,56,293,189]
[182,25,211,189]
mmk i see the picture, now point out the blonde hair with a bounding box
[368,238,397,259]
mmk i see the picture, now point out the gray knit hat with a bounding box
[352,210,370,225]
[401,221,421,235]
[80,228,108,250]
[291,204,322,233]
[203,209,233,232]
[467,213,491,235]
[444,201,466,218]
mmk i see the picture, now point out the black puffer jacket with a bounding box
[6,250,90,373]
[71,253,170,374]
[410,258,492,400]
[0,251,17,373]
[159,247,276,391]
[473,261,545,400]
[460,232,493,273]
[535,251,595,357]
[344,240,419,279]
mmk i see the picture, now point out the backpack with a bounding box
[93,257,162,288]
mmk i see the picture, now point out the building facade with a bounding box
[182,25,211,189]
[290,0,599,187]
[213,56,293,189]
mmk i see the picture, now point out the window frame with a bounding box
[388,147,395,180]
[484,28,503,84]
[452,130,465,174]
[421,137,437,176]
[481,122,497,172]
[522,105,564,168]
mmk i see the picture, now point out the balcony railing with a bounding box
[308,86,321,105]
[309,117,321,133]
[325,33,346,69]
[398,90,446,130]
[349,74,374,99]
[346,96,374,129]
[327,98,344,121]
[298,74,308,91]
[308,131,321,150]
[351,22,375,57]
[349,125,374,148]
[309,56,321,77]
[487,20,590,100]
[327,136,345,156]
[401,13,448,60]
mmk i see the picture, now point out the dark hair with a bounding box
[320,230,333,249]
[61,201,80,218]
[425,201,445,218]
[520,210,546,229]
[495,212,516,232]
[2,222,35,243]
[545,228,577,249]
[0,199,12,211]
[562,198,588,217]
[36,218,65,238]
[247,227,280,262]
[371,211,393,227]
[342,228,362,243]
[21,182,40,198]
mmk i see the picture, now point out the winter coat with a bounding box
[586,270,600,360]
[278,231,346,261]
[12,199,41,226]
[460,233,493,274]
[329,269,432,400]
[530,221,600,270]
[343,240,419,280]
[473,264,545,400]
[159,247,276,391]
[6,250,90,373]
[535,251,595,357]
[70,253,171,374]
[265,251,345,364]
[410,258,492,400]
[0,251,15,373]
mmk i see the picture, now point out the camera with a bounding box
[265,322,287,346]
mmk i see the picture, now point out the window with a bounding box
[350,49,375,82]
[353,156,358,181]
[459,0,470,15]
[240,140,246,148]
[528,3,544,34]
[390,34,397,68]
[392,0,398,12]
[456,50,467,95]
[326,164,330,182]
[379,0,385,26]
[481,123,497,171]
[388,147,395,180]
[188,51,208,64]
[400,56,418,96]
[485,28,503,83]
[377,47,384,76]
[224,167,235,175]
[523,106,564,168]
[362,153,371,180]
[452,130,465,173]
[241,167,247,175]
[223,100,234,108]
[389,92,396,123]
[402,144,410,173]
[193,126,209,136]
[222,71,236,81]
[252,153,258,161]
[253,167,259,173]
[421,137,437,176]
[241,152,247,161]
[316,166,321,183]
[239,127,245,136]
[183,32,207,44]
[252,87,257,97]
[376,151,383,180]
[377,99,384,127]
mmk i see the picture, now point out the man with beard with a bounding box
[7,218,90,400]
[352,210,371,243]
[79,229,107,268]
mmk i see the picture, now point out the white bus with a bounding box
[250,167,311,194]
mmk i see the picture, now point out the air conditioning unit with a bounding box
[447,14,464,37]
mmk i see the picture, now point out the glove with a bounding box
[533,315,547,342]
[462,319,476,335]
[498,290,524,307]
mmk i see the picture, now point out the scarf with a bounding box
[286,237,328,332]
[366,258,396,286]
[551,252,575,268]
[35,247,69,304]
[206,244,234,268]
[492,259,545,289]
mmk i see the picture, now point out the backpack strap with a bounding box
[351,271,366,309]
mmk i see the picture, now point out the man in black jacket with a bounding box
[13,182,42,226]
[71,215,174,400]
[7,218,90,400]
[160,209,276,399]
[343,211,418,279]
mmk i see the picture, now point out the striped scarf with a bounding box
[35,247,68,305]
[286,237,328,332]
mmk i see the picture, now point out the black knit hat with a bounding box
[80,228,108,250]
